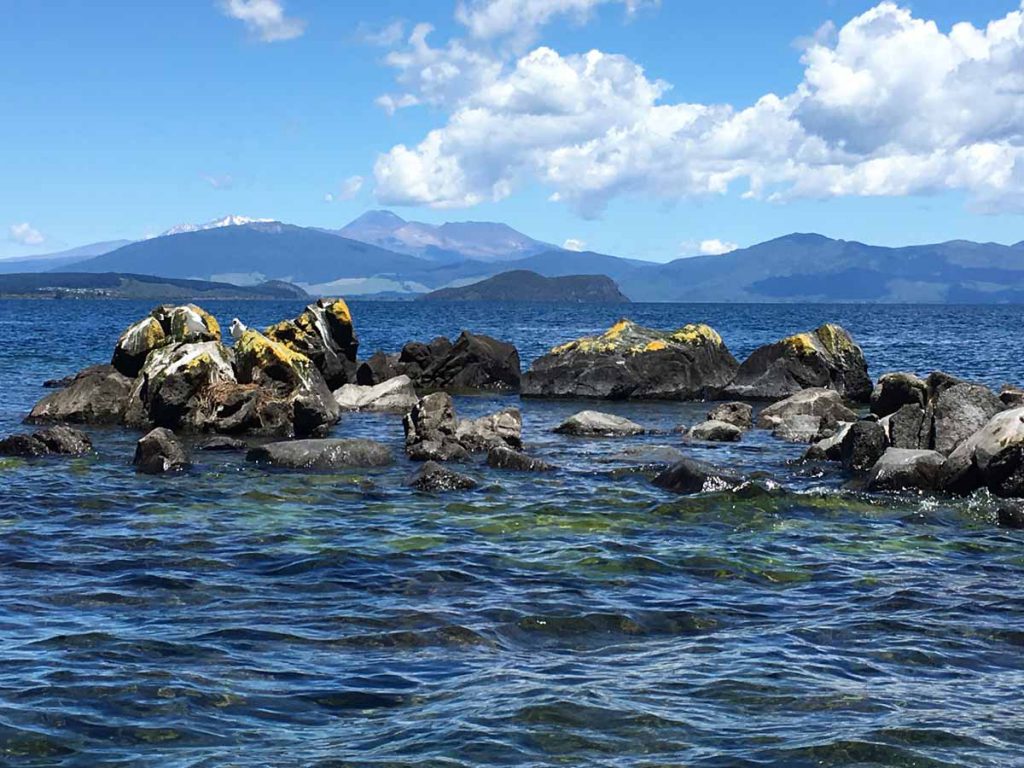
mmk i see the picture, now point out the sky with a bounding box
[1,0,1023,261]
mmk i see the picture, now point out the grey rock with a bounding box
[605,445,685,466]
[865,448,945,492]
[804,422,853,461]
[653,457,743,494]
[870,372,926,417]
[403,392,469,462]
[0,425,93,457]
[456,408,522,452]
[931,383,1003,455]
[554,410,645,437]
[487,446,554,472]
[887,404,927,449]
[687,420,743,442]
[706,401,753,429]
[840,420,888,472]
[27,365,132,425]
[197,436,248,451]
[758,388,857,443]
[407,461,478,491]
[941,407,1024,496]
[134,427,190,474]
[246,438,393,470]
[334,375,418,412]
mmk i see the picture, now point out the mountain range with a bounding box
[3,212,1023,303]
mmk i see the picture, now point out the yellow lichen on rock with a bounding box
[235,329,314,386]
[670,324,723,347]
[643,339,669,353]
[323,298,352,327]
[782,332,819,357]
[815,323,854,357]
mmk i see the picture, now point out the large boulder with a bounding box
[27,365,133,425]
[455,408,522,452]
[942,408,1024,497]
[724,323,871,402]
[522,319,737,400]
[866,448,945,492]
[334,375,418,413]
[134,427,190,474]
[554,410,645,437]
[687,420,743,442]
[706,401,753,430]
[757,388,857,443]
[884,404,928,449]
[246,438,393,470]
[840,420,888,472]
[407,461,478,491]
[403,393,470,462]
[112,304,220,378]
[870,372,926,417]
[930,382,1003,456]
[0,425,92,457]
[804,422,853,461]
[653,457,743,494]
[419,332,520,393]
[487,446,554,472]
[264,298,359,389]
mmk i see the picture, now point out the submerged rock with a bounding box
[246,438,393,470]
[134,427,190,474]
[687,420,743,442]
[0,425,93,457]
[757,388,857,443]
[652,457,743,494]
[724,323,871,402]
[334,375,418,412]
[27,365,133,425]
[487,446,554,472]
[706,401,753,429]
[197,436,248,451]
[866,448,945,492]
[522,319,737,400]
[407,461,478,491]
[554,410,645,437]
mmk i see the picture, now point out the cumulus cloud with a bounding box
[698,239,739,255]
[220,0,305,42]
[563,238,586,251]
[8,222,45,246]
[374,2,1024,216]
[456,0,658,45]
[324,176,365,202]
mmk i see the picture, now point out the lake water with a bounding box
[0,299,1023,767]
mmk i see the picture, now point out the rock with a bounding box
[706,401,753,429]
[724,323,871,402]
[840,420,888,472]
[134,427,190,474]
[43,365,112,389]
[418,331,521,393]
[865,448,944,492]
[886,404,927,449]
[112,304,220,378]
[931,382,1003,456]
[0,425,92,457]
[926,371,964,402]
[652,457,743,494]
[996,502,1024,529]
[554,410,645,437]
[757,388,857,443]
[334,375,418,412]
[870,372,926,417]
[522,319,737,400]
[403,393,469,462]
[604,444,685,467]
[456,408,522,452]
[999,385,1024,408]
[247,439,393,470]
[687,420,743,442]
[487,446,554,472]
[27,365,133,425]
[407,461,478,491]
[356,351,402,387]
[941,408,1024,496]
[804,422,853,461]
[264,298,359,389]
[197,436,247,451]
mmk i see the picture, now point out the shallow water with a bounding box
[0,300,1023,767]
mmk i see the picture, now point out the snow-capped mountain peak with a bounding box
[160,215,276,237]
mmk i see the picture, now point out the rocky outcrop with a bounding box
[357,333,520,394]
[866,448,945,492]
[653,457,743,494]
[487,446,554,472]
[687,420,743,442]
[554,410,645,437]
[941,407,1024,497]
[403,393,470,462]
[264,298,359,389]
[27,365,132,425]
[407,461,478,491]
[455,408,522,452]
[757,388,857,443]
[0,425,93,457]
[840,420,888,472]
[112,304,221,378]
[870,372,926,417]
[246,438,393,470]
[134,427,190,474]
[334,375,418,412]
[522,319,737,400]
[706,401,753,430]
[723,323,871,402]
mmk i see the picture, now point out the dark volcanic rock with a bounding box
[407,461,478,491]
[886,404,927,449]
[356,351,402,387]
[996,502,1024,529]
[865,448,944,492]
[198,436,248,451]
[871,372,926,417]
[403,393,469,462]
[27,365,133,425]
[112,304,221,378]
[0,425,93,457]
[264,298,359,389]
[724,323,871,402]
[522,319,737,400]
[554,410,645,437]
[246,438,393,470]
[840,420,888,472]
[134,427,190,474]
[487,446,554,472]
[419,331,521,394]
[706,401,753,429]
[652,457,743,494]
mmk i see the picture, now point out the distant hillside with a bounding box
[335,210,557,263]
[0,272,308,300]
[0,240,132,274]
[421,270,631,303]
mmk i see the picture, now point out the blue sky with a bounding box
[2,0,1023,261]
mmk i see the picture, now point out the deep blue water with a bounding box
[1,299,1023,767]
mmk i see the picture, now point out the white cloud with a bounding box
[563,238,586,251]
[456,0,658,45]
[373,2,1024,216]
[220,0,305,42]
[325,175,364,202]
[8,222,44,246]
[698,238,739,255]
[360,20,406,47]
